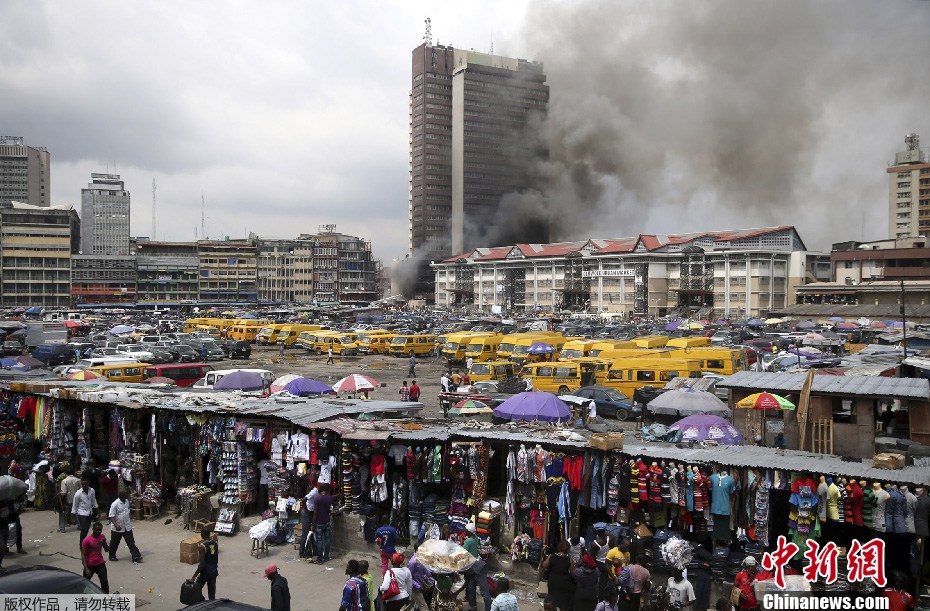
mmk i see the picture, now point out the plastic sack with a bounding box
[249,518,277,542]
[414,539,478,574]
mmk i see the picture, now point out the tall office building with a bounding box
[408,43,549,265]
[81,173,131,255]
[888,133,930,239]
[0,136,50,207]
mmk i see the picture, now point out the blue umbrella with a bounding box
[493,392,571,422]
[664,321,683,331]
[526,342,556,355]
[109,325,135,335]
[796,320,816,329]
[828,317,844,323]
[214,371,266,391]
[747,318,766,327]
[0,358,17,368]
[283,378,335,396]
[24,307,42,315]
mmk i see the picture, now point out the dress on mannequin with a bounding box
[873,484,890,533]
[816,476,829,522]
[902,486,917,534]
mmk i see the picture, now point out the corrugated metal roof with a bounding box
[717,371,929,399]
[621,442,930,485]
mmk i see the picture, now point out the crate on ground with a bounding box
[588,432,624,451]
[180,535,203,564]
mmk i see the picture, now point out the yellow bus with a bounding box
[602,358,703,396]
[465,335,504,363]
[228,322,270,342]
[390,334,438,357]
[468,360,516,382]
[276,324,324,347]
[357,332,396,355]
[668,346,748,376]
[630,335,670,348]
[588,341,636,357]
[559,339,602,360]
[442,332,494,362]
[88,362,152,383]
[256,324,291,346]
[574,357,612,386]
[666,337,711,349]
[597,348,675,361]
[313,332,360,356]
[521,361,583,394]
[510,335,574,367]
[183,318,215,333]
[497,332,557,360]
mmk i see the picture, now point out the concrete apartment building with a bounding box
[197,240,258,304]
[71,254,137,306]
[0,136,50,207]
[0,201,80,308]
[888,133,930,239]
[80,173,131,255]
[433,226,830,318]
[408,42,548,296]
[134,241,200,305]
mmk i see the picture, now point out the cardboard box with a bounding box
[873,453,906,470]
[588,432,624,451]
[180,535,203,564]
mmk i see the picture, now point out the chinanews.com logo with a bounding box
[762,594,889,610]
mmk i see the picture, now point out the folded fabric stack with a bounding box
[710,547,729,582]
[434,499,450,525]
[475,511,494,536]
[448,515,470,533]
[408,503,421,541]
[482,499,502,516]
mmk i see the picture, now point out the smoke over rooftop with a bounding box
[486,0,930,249]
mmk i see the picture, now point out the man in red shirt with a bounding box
[409,380,420,402]
[734,557,761,610]
[882,579,915,611]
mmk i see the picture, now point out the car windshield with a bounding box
[602,388,628,401]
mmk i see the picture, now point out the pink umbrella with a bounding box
[270,374,303,393]
[332,374,381,393]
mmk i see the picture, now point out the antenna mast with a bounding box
[424,18,432,46]
[201,191,206,239]
[151,178,157,238]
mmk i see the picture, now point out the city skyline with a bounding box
[2,1,930,263]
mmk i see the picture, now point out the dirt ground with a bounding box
[238,346,458,417]
[13,507,541,611]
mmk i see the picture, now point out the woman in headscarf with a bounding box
[573,552,601,611]
[32,464,54,511]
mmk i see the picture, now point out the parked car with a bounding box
[31,343,75,366]
[0,565,105,594]
[167,344,200,363]
[220,340,251,359]
[573,385,641,421]
[147,348,177,364]
[187,341,225,361]
[0,341,23,356]
[116,344,155,360]
[710,331,731,345]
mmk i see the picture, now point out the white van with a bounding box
[64,357,140,376]
[195,368,275,389]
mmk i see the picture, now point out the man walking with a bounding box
[310,485,339,564]
[463,523,491,611]
[279,340,286,357]
[339,559,369,611]
[265,564,291,611]
[466,356,474,373]
[409,380,421,403]
[108,489,143,563]
[399,381,410,402]
[375,523,399,576]
[326,346,335,365]
[61,467,81,530]
[408,354,416,377]
[71,477,97,546]
[190,527,220,600]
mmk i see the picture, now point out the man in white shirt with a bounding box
[71,477,97,546]
[299,487,318,559]
[666,569,695,608]
[257,459,272,511]
[108,489,142,563]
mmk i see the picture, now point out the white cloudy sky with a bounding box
[2,1,929,261]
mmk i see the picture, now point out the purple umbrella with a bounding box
[665,321,683,331]
[493,392,571,422]
[213,371,266,391]
[668,414,743,445]
[283,377,335,396]
[526,342,556,355]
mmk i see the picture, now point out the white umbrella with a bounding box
[647,388,731,418]
[333,374,380,393]
[270,374,303,393]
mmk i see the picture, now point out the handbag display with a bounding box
[383,570,401,600]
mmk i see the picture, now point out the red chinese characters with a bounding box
[803,540,839,584]
[761,535,799,589]
[848,538,887,588]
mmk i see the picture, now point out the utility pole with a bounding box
[151,178,157,238]
[901,280,908,354]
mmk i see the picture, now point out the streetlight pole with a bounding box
[901,280,908,354]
